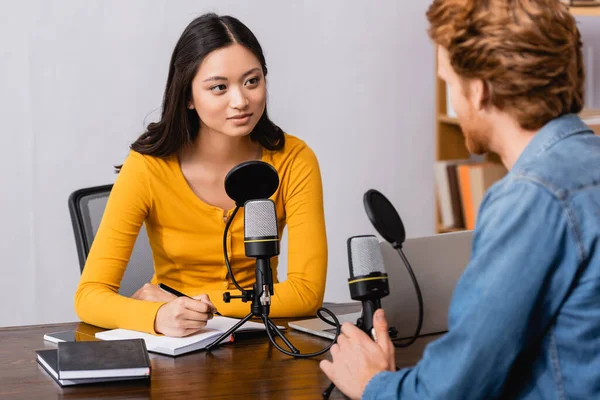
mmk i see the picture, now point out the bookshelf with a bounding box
[569,6,600,17]
[435,5,600,233]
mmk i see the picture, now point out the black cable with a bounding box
[317,308,339,327]
[223,206,244,293]
[391,247,423,348]
[262,309,341,358]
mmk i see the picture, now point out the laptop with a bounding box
[289,230,473,340]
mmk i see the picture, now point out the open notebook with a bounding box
[95,316,283,356]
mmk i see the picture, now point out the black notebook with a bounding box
[36,349,149,387]
[56,339,151,380]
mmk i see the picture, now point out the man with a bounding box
[320,0,600,398]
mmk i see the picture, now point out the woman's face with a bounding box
[189,43,267,139]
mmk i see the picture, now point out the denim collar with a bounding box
[512,114,592,171]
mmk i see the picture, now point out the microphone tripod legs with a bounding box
[206,312,255,351]
[322,381,336,398]
[263,317,300,354]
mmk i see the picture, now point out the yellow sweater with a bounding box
[74,134,327,334]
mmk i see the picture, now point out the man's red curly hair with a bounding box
[427,0,584,130]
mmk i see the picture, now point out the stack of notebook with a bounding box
[36,339,151,386]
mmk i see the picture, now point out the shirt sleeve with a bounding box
[363,177,580,399]
[205,145,328,317]
[74,151,165,334]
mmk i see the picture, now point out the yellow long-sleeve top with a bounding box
[75,134,327,334]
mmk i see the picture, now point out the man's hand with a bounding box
[320,309,396,399]
[154,296,218,337]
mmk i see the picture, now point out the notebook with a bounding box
[95,315,283,356]
[55,339,151,380]
[36,349,149,387]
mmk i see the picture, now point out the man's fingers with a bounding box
[319,359,334,379]
[330,343,340,359]
[337,334,348,350]
[340,322,362,338]
[373,309,395,370]
[373,309,390,345]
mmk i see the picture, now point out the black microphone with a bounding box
[244,198,279,316]
[363,189,423,347]
[225,160,279,206]
[347,235,390,335]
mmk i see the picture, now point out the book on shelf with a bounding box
[436,161,507,231]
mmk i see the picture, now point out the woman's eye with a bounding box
[245,77,260,86]
[210,84,227,93]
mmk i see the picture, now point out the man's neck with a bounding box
[487,113,538,170]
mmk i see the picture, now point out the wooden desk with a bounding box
[0,304,441,399]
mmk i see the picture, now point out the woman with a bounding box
[74,13,327,337]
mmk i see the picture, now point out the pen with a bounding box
[158,283,192,298]
[158,283,221,315]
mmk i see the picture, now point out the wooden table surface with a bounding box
[0,304,440,399]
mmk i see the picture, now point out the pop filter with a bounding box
[363,189,406,249]
[224,161,279,206]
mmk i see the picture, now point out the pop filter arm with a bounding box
[362,189,423,348]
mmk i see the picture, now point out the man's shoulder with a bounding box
[512,132,600,198]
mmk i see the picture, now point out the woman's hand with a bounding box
[154,296,218,337]
[132,283,177,303]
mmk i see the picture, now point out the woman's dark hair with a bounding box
[129,13,284,160]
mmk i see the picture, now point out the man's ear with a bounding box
[470,79,491,111]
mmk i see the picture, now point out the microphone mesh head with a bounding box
[348,235,386,278]
[244,199,278,238]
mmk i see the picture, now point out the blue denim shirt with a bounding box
[364,114,600,399]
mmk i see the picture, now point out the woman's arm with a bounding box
[270,145,328,316]
[74,151,165,333]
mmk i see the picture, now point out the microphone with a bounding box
[220,160,279,302]
[244,198,279,315]
[362,189,423,347]
[225,160,279,206]
[347,235,390,335]
[210,159,339,361]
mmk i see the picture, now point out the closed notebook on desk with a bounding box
[57,339,151,380]
[95,316,282,356]
[36,349,149,387]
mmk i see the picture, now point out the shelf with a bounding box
[438,115,460,125]
[440,110,600,128]
[569,6,600,17]
[437,225,466,234]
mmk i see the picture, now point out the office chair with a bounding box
[68,184,155,297]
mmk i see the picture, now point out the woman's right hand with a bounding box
[154,297,217,337]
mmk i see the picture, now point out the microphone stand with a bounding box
[205,257,300,353]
